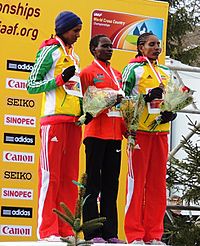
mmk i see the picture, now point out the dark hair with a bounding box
[136,32,156,57]
[89,34,107,55]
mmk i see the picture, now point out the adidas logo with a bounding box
[134,144,141,149]
[147,75,153,79]
[51,136,58,142]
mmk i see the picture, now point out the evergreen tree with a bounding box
[159,0,200,66]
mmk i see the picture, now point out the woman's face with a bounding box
[139,35,162,61]
[93,37,113,62]
[62,24,82,45]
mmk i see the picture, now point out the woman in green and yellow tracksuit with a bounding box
[122,32,176,245]
[27,11,82,241]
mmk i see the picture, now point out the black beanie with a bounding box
[55,11,82,35]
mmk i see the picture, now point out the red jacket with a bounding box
[80,60,125,140]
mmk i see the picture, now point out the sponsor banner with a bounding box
[6,78,27,90]
[3,170,33,181]
[1,188,33,200]
[3,151,35,164]
[7,60,34,72]
[1,206,32,218]
[4,114,36,127]
[6,97,35,108]
[0,225,32,237]
[4,133,35,145]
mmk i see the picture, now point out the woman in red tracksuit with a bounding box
[122,32,177,245]
[80,34,125,244]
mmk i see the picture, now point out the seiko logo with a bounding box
[1,188,33,200]
[4,114,36,127]
[4,171,32,180]
[7,60,34,72]
[7,98,35,108]
[3,151,34,164]
[1,206,32,218]
[6,78,27,90]
[4,133,35,145]
[0,225,32,236]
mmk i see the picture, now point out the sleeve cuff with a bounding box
[56,74,65,86]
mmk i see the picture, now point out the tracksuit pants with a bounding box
[125,131,168,243]
[83,137,122,240]
[37,122,82,239]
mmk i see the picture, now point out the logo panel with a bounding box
[7,60,34,72]
[4,115,36,127]
[1,188,33,200]
[3,151,35,164]
[7,97,35,108]
[4,133,35,145]
[0,225,32,236]
[3,171,33,181]
[1,206,32,218]
[6,78,27,90]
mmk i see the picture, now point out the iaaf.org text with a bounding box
[0,20,38,41]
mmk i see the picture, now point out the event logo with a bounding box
[4,114,36,127]
[4,171,33,181]
[4,133,35,145]
[0,225,32,237]
[1,206,32,218]
[7,97,35,108]
[1,188,33,200]
[7,60,34,72]
[3,151,35,164]
[6,78,27,90]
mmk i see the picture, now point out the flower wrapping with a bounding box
[149,79,194,130]
[77,86,119,125]
[120,94,145,148]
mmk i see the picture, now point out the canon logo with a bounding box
[6,78,27,90]
[4,171,32,180]
[7,98,35,108]
[3,151,34,164]
[4,114,36,127]
[4,133,35,145]
[1,206,32,218]
[1,188,33,200]
[7,60,34,72]
[0,225,32,236]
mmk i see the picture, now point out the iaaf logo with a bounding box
[4,133,35,145]
[6,78,27,90]
[1,188,33,200]
[4,171,33,181]
[4,114,36,127]
[3,150,34,164]
[7,97,35,108]
[1,206,32,218]
[7,60,34,72]
[0,225,32,237]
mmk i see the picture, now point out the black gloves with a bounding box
[160,111,177,124]
[84,112,93,125]
[62,65,76,82]
[144,87,163,102]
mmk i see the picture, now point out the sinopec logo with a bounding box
[6,78,27,90]
[1,206,32,218]
[1,188,33,200]
[4,171,33,181]
[4,133,35,145]
[7,60,34,72]
[0,225,32,236]
[4,114,36,127]
[7,97,35,108]
[3,151,35,164]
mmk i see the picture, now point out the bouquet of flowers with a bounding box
[149,78,194,131]
[77,86,120,125]
[120,94,145,149]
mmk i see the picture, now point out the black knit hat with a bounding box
[55,11,82,35]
